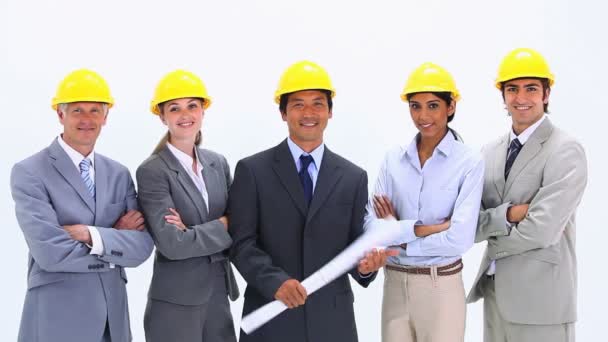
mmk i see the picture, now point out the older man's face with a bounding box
[58,102,107,154]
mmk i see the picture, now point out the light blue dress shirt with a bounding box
[286,137,324,192]
[364,131,485,267]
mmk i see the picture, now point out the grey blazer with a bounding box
[136,145,239,306]
[467,118,588,325]
[11,138,155,342]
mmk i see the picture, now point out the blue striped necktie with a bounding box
[504,138,522,180]
[79,158,95,199]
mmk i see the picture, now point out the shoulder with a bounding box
[452,140,484,167]
[327,149,365,177]
[237,145,276,167]
[96,152,130,174]
[199,148,228,165]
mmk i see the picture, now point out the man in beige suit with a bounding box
[467,48,588,342]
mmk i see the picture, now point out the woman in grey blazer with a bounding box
[136,69,238,342]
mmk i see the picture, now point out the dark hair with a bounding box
[500,77,550,113]
[279,89,333,114]
[406,91,456,122]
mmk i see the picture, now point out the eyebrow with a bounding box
[506,83,541,88]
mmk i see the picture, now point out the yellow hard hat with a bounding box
[401,62,460,102]
[495,48,554,89]
[51,69,114,110]
[274,60,336,104]
[150,69,212,115]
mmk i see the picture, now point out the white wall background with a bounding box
[1,0,605,340]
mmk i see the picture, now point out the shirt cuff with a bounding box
[87,226,104,255]
[392,219,419,245]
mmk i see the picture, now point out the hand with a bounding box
[165,208,187,231]
[357,248,400,274]
[507,204,529,223]
[373,195,398,219]
[114,210,145,231]
[219,216,228,230]
[274,279,307,309]
[414,219,451,237]
[63,224,92,245]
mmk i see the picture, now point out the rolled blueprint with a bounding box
[241,219,408,334]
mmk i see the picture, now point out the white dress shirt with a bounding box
[57,135,107,263]
[166,142,209,212]
[286,137,324,192]
[364,131,485,266]
[487,114,547,275]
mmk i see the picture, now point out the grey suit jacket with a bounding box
[11,138,154,342]
[467,118,588,325]
[136,145,239,306]
[229,140,375,342]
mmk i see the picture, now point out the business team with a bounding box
[11,48,587,342]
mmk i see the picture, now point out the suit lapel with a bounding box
[49,139,95,213]
[94,156,108,224]
[492,134,509,199]
[504,118,553,194]
[307,147,342,223]
[159,146,208,221]
[196,148,214,218]
[271,140,308,216]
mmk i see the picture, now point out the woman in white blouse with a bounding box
[365,63,484,342]
[136,70,238,342]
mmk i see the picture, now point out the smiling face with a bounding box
[281,90,332,151]
[408,92,454,140]
[159,97,204,144]
[502,78,549,134]
[58,102,108,156]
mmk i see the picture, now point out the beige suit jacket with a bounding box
[467,118,587,325]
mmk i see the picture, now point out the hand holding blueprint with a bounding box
[241,219,409,334]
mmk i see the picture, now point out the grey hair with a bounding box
[58,103,109,114]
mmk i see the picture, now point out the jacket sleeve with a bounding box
[348,171,378,287]
[488,141,588,259]
[11,163,111,273]
[136,163,232,261]
[229,160,290,301]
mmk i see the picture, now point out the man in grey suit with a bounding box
[467,48,588,341]
[229,61,396,342]
[11,69,154,342]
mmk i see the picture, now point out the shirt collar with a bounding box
[404,130,456,160]
[287,137,324,170]
[57,135,95,169]
[510,114,546,145]
[166,142,203,172]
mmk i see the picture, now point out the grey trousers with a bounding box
[144,263,236,342]
[481,276,575,342]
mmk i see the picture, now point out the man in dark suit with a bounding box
[229,61,395,342]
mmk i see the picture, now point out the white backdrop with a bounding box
[1,0,606,341]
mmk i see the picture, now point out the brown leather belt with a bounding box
[386,259,463,276]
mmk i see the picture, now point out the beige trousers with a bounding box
[382,266,465,342]
[481,276,575,342]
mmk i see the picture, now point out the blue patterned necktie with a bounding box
[299,154,314,206]
[79,158,95,199]
[504,138,522,180]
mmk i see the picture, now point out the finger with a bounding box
[134,216,145,227]
[296,283,308,303]
[123,210,137,220]
[374,197,387,217]
[164,215,179,221]
[136,223,145,231]
[168,208,180,217]
[386,248,400,257]
[130,211,143,221]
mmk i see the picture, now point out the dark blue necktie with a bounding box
[504,138,522,179]
[299,154,314,205]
